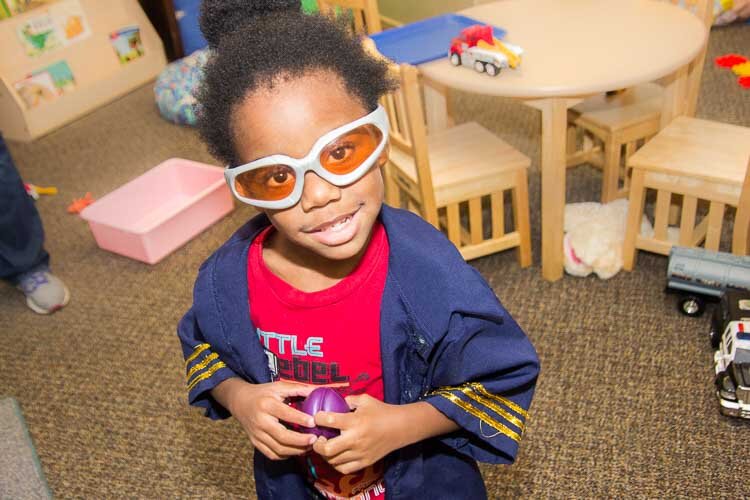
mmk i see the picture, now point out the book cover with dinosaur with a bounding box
[15,0,90,57]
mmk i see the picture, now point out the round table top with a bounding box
[419,0,708,99]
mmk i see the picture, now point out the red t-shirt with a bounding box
[248,222,389,499]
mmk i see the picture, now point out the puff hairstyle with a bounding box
[197,0,396,167]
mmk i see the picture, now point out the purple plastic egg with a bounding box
[301,387,350,438]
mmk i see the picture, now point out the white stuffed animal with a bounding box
[563,199,660,279]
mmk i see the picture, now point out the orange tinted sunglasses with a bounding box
[224,105,389,209]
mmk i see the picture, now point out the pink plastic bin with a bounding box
[81,158,234,264]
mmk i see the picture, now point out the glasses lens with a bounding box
[234,164,297,202]
[319,124,383,175]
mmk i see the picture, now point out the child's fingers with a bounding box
[343,393,371,409]
[314,410,350,430]
[272,381,319,399]
[256,429,313,459]
[311,435,327,456]
[264,420,317,448]
[312,431,351,458]
[325,450,359,468]
[271,399,315,428]
[332,460,366,476]
[253,439,283,461]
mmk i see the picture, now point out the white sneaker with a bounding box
[17,269,70,314]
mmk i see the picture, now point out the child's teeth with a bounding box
[328,216,350,232]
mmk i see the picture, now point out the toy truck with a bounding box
[448,25,522,77]
[711,290,750,419]
[666,246,750,317]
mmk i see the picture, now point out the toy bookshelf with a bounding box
[0,0,166,141]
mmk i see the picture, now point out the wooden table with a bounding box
[418,0,707,281]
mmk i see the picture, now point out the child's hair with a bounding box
[197,0,396,167]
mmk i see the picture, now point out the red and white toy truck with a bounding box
[449,24,523,77]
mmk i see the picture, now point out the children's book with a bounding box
[109,25,144,64]
[15,0,90,56]
[14,59,76,109]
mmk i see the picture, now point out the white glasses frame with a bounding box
[224,105,390,209]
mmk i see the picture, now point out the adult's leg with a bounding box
[0,135,68,314]
[0,134,49,284]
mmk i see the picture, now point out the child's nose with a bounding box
[300,171,341,211]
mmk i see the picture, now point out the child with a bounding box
[177,1,539,498]
[714,0,750,25]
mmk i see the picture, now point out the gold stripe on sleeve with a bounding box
[187,361,228,391]
[432,390,521,443]
[185,352,219,381]
[185,343,211,366]
[440,384,525,433]
[439,382,528,421]
[468,382,529,419]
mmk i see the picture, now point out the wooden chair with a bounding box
[383,63,532,264]
[732,162,750,256]
[317,0,383,34]
[622,117,750,270]
[567,0,713,203]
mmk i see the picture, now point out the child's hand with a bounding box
[312,394,410,474]
[734,0,750,19]
[213,378,318,461]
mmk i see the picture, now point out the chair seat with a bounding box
[388,121,530,205]
[572,83,663,132]
[628,116,750,186]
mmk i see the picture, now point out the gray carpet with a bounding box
[1,23,748,499]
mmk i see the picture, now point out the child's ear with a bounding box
[376,143,390,167]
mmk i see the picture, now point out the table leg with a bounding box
[537,97,568,281]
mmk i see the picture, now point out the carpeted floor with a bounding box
[1,23,748,499]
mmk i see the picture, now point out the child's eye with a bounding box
[326,143,355,163]
[271,172,287,184]
[263,168,292,187]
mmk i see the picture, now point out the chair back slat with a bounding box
[661,0,712,116]
[317,0,382,34]
[380,63,439,226]
[381,89,412,150]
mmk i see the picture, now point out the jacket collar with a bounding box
[209,205,503,386]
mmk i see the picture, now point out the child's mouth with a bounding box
[320,215,352,232]
[306,209,361,246]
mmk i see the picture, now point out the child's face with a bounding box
[232,71,386,262]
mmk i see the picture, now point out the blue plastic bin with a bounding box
[370,14,506,65]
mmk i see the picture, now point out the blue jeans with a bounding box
[0,134,48,284]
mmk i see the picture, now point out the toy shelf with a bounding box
[0,0,166,141]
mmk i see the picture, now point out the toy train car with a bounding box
[667,246,750,317]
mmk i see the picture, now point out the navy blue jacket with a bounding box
[178,205,539,499]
